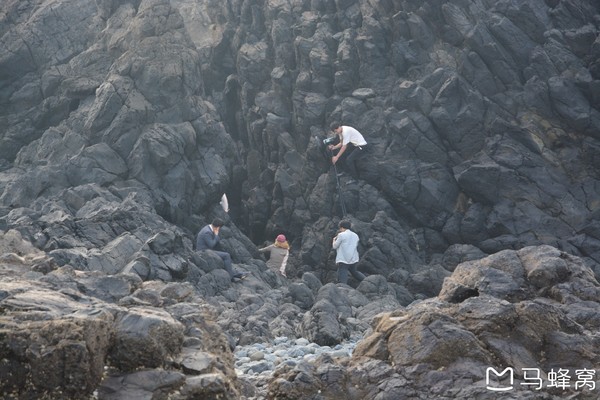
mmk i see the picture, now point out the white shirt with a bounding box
[341,126,367,146]
[332,229,360,264]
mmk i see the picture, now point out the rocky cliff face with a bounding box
[1,0,599,283]
[1,0,599,399]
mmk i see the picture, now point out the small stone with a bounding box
[249,351,265,361]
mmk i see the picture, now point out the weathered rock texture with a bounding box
[268,246,600,399]
[1,0,599,290]
[1,0,600,399]
[0,230,240,400]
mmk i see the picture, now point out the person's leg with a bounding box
[214,250,235,277]
[345,146,361,178]
[337,263,350,284]
[348,263,366,282]
[348,144,370,179]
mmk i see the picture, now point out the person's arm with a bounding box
[196,227,209,250]
[332,232,343,249]
[258,245,273,253]
[195,232,204,250]
[213,233,224,251]
[199,229,219,250]
[328,132,343,151]
[332,144,347,164]
[280,251,289,271]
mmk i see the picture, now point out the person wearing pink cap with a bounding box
[259,234,290,277]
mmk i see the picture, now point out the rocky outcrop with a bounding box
[268,245,600,399]
[0,230,241,399]
[0,230,407,399]
[0,0,599,297]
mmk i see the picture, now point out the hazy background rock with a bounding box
[1,0,599,292]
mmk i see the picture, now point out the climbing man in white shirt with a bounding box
[327,123,369,182]
[332,220,366,285]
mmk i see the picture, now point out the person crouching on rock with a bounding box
[259,234,290,277]
[328,123,368,182]
[196,218,248,281]
[332,220,366,285]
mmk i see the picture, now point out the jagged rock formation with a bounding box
[269,246,600,399]
[0,230,240,399]
[1,0,600,399]
[1,0,599,288]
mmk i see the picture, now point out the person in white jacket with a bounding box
[332,220,366,284]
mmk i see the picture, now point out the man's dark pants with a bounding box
[344,144,368,178]
[337,262,366,284]
[212,250,235,278]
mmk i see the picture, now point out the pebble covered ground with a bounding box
[234,336,360,399]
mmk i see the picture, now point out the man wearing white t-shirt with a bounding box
[327,123,368,180]
[332,220,366,284]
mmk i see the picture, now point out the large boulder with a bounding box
[0,281,114,399]
[0,234,242,400]
[270,246,600,399]
[108,307,184,371]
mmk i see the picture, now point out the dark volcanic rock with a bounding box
[1,0,600,399]
[1,0,599,298]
